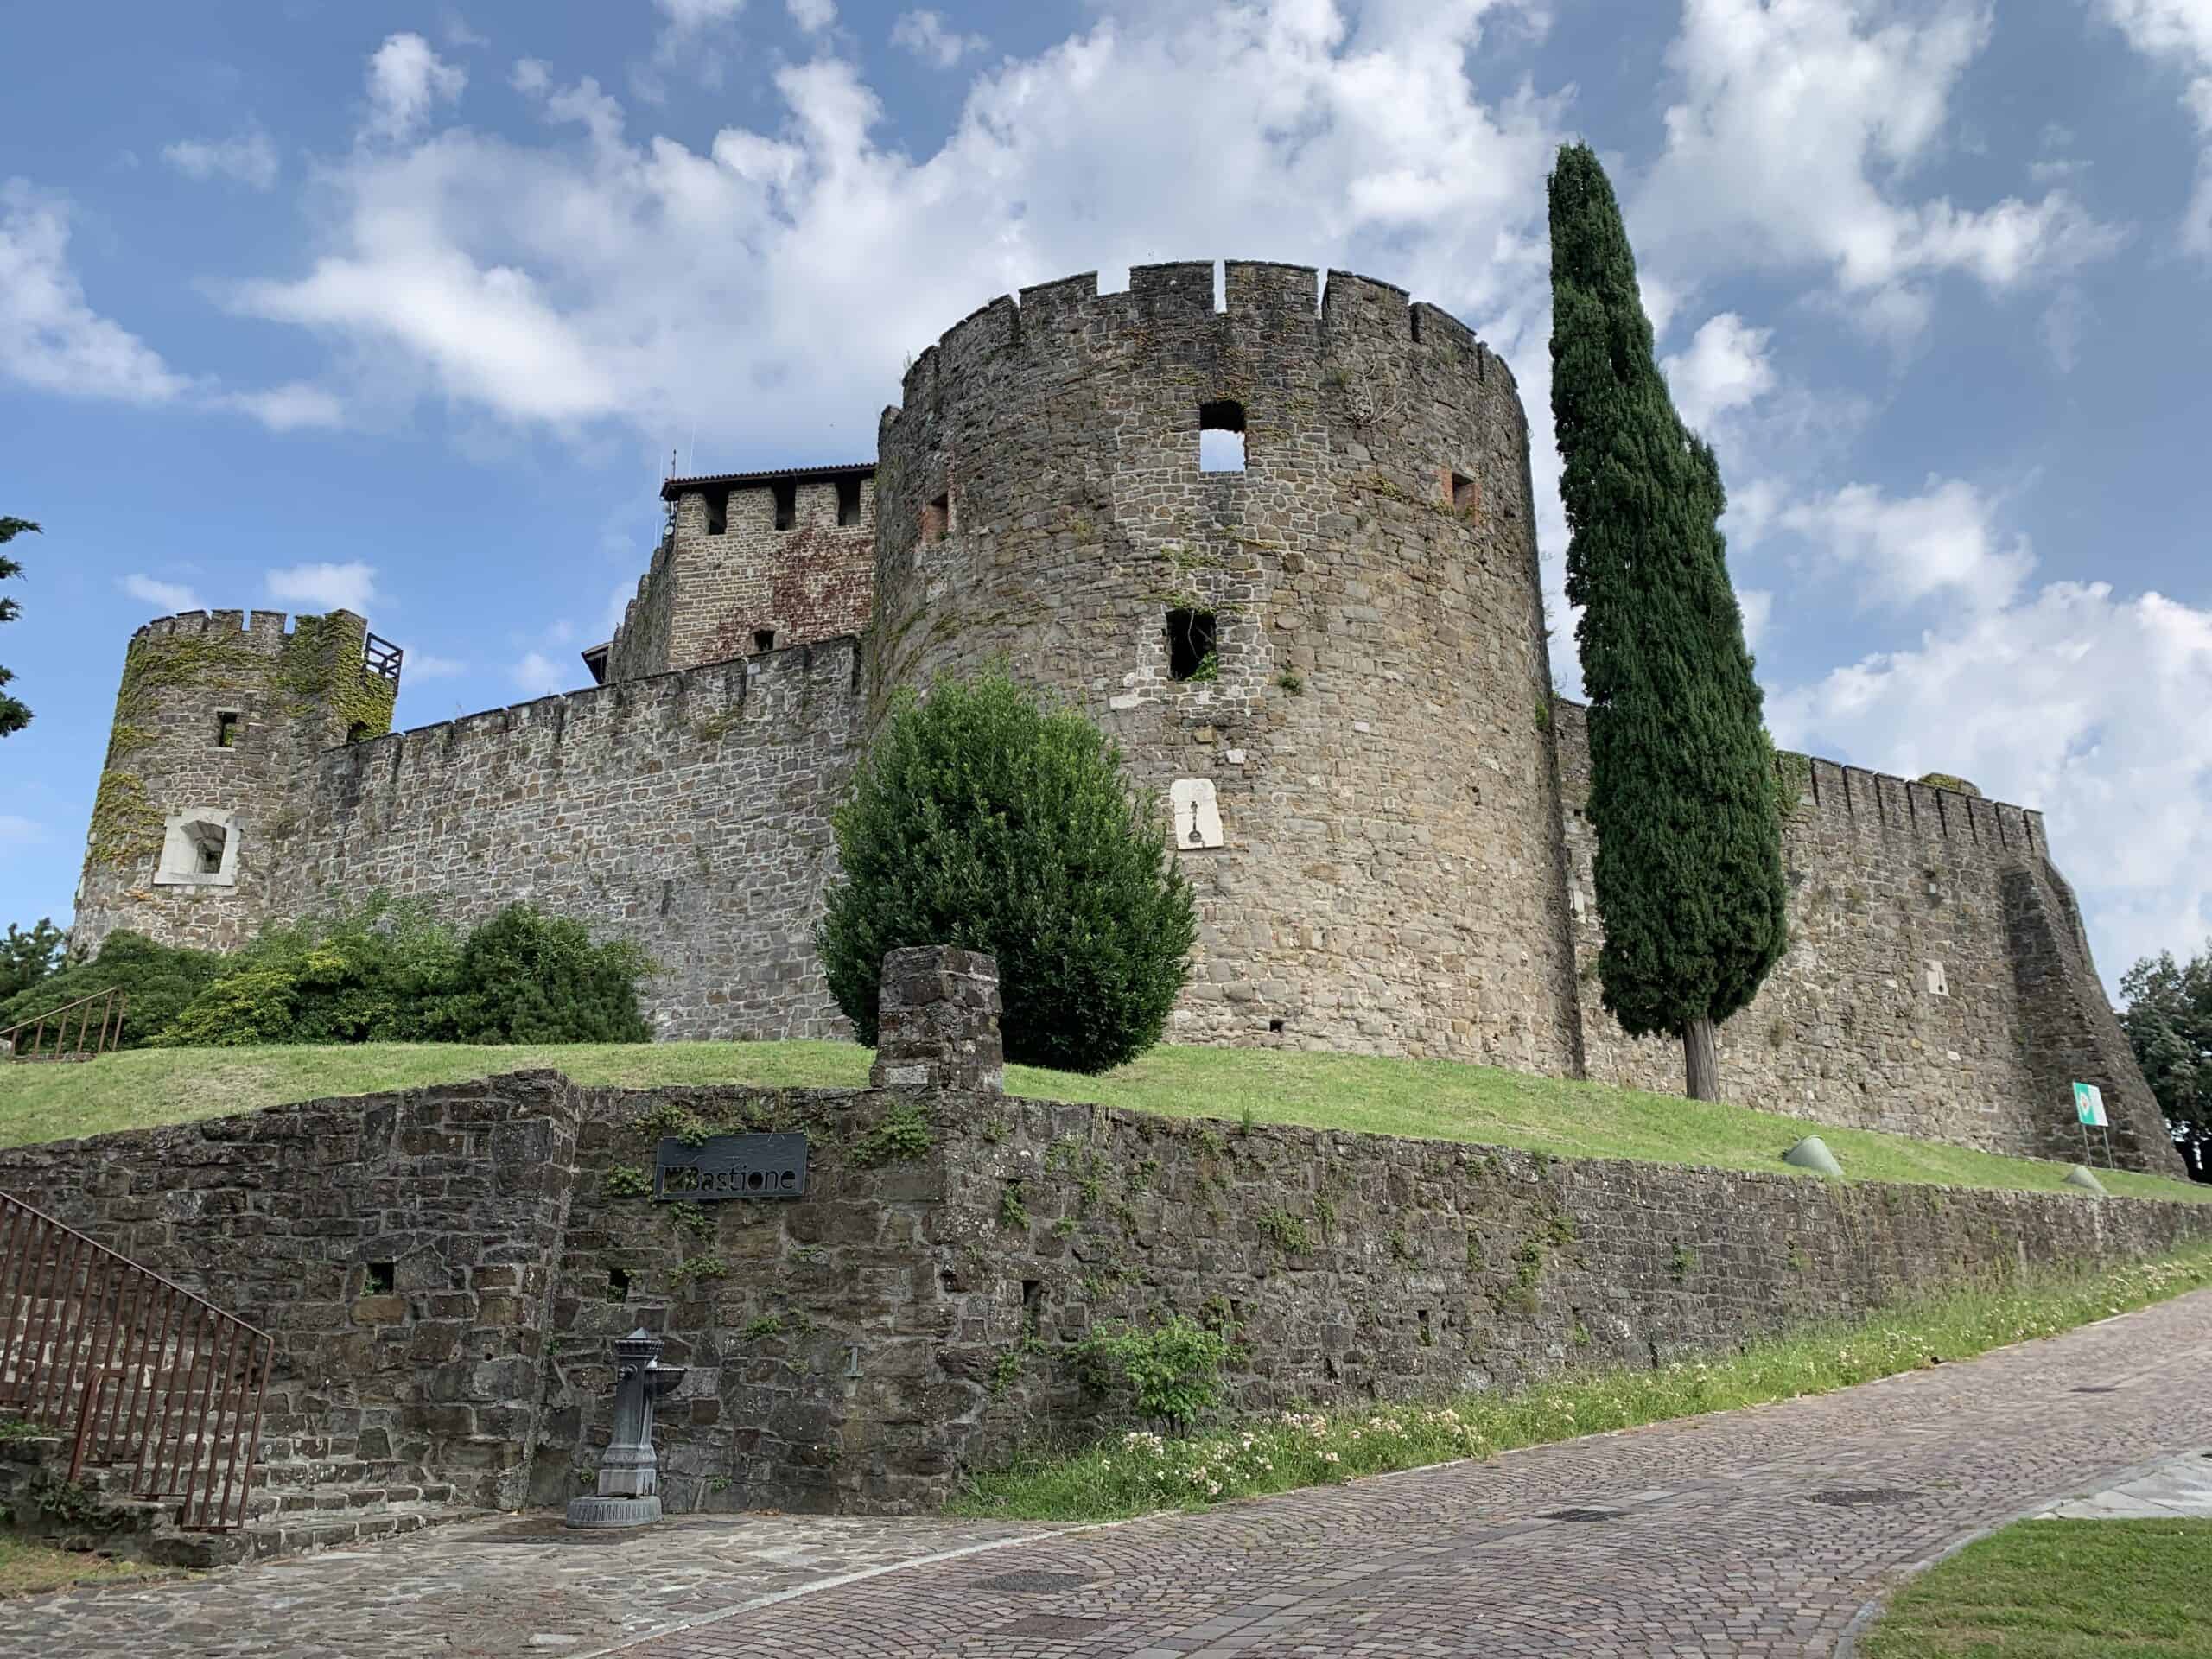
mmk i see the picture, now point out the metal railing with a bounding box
[362,631,404,685]
[0,987,127,1062]
[0,1192,271,1531]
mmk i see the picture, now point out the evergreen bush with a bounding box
[433,904,654,1043]
[0,931,222,1049]
[817,672,1196,1074]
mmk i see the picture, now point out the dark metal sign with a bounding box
[654,1134,809,1201]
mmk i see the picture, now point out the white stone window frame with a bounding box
[1171,779,1225,850]
[153,807,240,888]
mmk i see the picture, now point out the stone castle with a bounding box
[69,260,2181,1177]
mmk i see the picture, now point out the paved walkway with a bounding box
[7,1288,2210,1658]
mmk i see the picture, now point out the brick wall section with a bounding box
[608,477,875,681]
[0,1073,583,1510]
[1552,702,2184,1178]
[869,264,1584,1071]
[73,609,378,956]
[266,641,862,1041]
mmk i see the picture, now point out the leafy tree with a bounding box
[817,671,1197,1075]
[2119,944,2212,1183]
[0,517,35,737]
[1548,143,1788,1100]
[0,931,223,1049]
[432,904,653,1044]
[0,918,66,1001]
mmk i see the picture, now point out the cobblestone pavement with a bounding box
[9,1290,2210,1659]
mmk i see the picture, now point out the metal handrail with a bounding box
[0,1192,271,1531]
[362,631,404,685]
[0,987,127,1062]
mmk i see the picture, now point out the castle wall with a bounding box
[265,640,864,1041]
[73,609,395,957]
[1553,702,2183,1176]
[868,262,1583,1071]
[608,476,875,683]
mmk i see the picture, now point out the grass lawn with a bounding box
[1861,1517,2212,1656]
[0,1535,180,1598]
[0,1039,2203,1205]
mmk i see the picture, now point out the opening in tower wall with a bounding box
[753,629,776,652]
[705,489,729,536]
[836,476,863,526]
[1167,608,1218,681]
[925,492,951,540]
[214,711,238,748]
[1199,400,1247,473]
[1452,471,1479,513]
[772,480,798,531]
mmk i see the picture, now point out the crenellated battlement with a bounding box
[130,607,370,658]
[889,260,1510,430]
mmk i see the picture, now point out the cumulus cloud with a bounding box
[119,573,205,614]
[1778,475,2034,613]
[788,0,836,31]
[2093,0,2212,252]
[162,124,281,190]
[0,180,189,404]
[365,33,467,144]
[221,382,344,431]
[1662,312,1776,434]
[1770,577,2212,992]
[404,652,468,680]
[510,650,569,696]
[1640,0,2123,332]
[265,561,379,613]
[891,10,988,67]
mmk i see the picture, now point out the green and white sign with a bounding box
[2073,1082,2108,1128]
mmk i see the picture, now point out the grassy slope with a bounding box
[0,1039,2203,1205]
[1861,1518,2212,1656]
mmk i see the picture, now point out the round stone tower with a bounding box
[73,607,401,957]
[870,260,1583,1072]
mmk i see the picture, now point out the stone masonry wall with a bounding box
[266,640,864,1041]
[1552,702,2183,1178]
[73,608,390,957]
[609,475,875,683]
[0,1073,583,1510]
[869,264,1582,1072]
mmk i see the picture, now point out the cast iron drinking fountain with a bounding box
[566,1327,687,1529]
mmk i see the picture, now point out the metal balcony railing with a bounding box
[1,987,126,1063]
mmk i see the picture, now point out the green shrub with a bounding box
[432,905,653,1043]
[1073,1314,1231,1427]
[817,672,1197,1075]
[0,931,221,1049]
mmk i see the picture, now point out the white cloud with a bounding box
[222,382,344,431]
[365,33,467,145]
[1737,587,1773,652]
[0,180,189,404]
[1778,475,2033,613]
[119,573,205,613]
[891,10,987,67]
[2093,0,2212,253]
[656,0,746,28]
[788,0,836,31]
[511,651,569,696]
[162,124,281,190]
[444,10,491,48]
[1769,578,2212,993]
[231,4,1569,452]
[265,561,379,613]
[404,652,468,680]
[1640,0,2123,332]
[1662,312,1775,434]
[0,815,45,849]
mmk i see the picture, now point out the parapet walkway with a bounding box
[6,1290,2209,1658]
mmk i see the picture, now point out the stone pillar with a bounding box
[868,947,1004,1095]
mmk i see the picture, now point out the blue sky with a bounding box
[4,0,2210,994]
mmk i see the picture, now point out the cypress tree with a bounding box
[1548,143,1788,1101]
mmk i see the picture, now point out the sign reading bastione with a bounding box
[65,259,2183,1178]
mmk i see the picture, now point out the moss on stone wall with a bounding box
[1918,772,1981,798]
[276,614,396,739]
[86,771,162,869]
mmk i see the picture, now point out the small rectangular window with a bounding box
[1166,608,1218,682]
[705,489,728,536]
[214,712,238,748]
[753,629,777,652]
[836,476,863,527]
[1199,400,1247,473]
[1451,472,1478,513]
[365,1261,396,1294]
[927,492,951,539]
[772,480,798,531]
